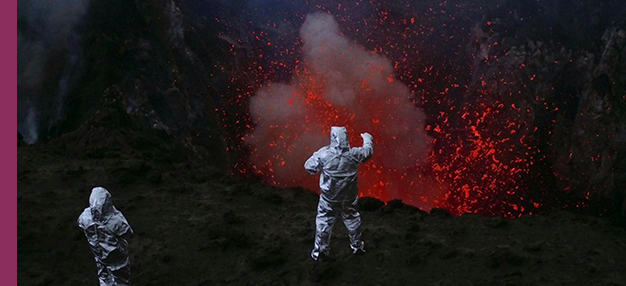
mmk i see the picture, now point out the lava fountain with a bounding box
[244,12,445,210]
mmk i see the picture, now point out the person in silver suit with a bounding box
[78,187,133,286]
[305,126,373,260]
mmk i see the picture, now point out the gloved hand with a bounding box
[360,132,373,141]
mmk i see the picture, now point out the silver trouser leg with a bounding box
[341,198,364,252]
[96,257,131,286]
[96,259,113,286]
[110,257,131,286]
[312,197,337,260]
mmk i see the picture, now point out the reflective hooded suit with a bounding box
[78,187,133,286]
[305,126,373,260]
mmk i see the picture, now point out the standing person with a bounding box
[305,126,374,260]
[78,187,133,286]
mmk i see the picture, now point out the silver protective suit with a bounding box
[305,126,373,260]
[78,187,133,286]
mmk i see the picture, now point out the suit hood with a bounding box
[89,187,115,221]
[330,126,350,151]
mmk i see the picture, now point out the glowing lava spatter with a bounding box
[216,0,608,217]
[431,99,540,217]
[245,12,441,210]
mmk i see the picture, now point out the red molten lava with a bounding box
[245,63,444,210]
[242,13,442,211]
[230,12,545,217]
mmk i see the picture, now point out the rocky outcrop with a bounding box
[45,0,231,168]
[551,28,626,216]
[465,6,626,217]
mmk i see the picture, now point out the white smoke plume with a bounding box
[17,0,88,144]
[246,12,438,207]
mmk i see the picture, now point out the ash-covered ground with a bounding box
[17,131,626,285]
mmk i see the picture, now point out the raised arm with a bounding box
[350,133,374,163]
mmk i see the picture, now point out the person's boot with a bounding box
[351,241,365,254]
[311,247,330,261]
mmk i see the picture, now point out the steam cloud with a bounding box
[18,0,88,144]
[246,13,441,208]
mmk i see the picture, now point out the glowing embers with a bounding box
[245,12,435,210]
[431,100,540,218]
[240,11,544,218]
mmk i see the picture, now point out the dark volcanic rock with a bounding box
[430,208,452,218]
[488,245,527,269]
[486,217,510,229]
[308,262,342,282]
[359,196,385,212]
[17,138,626,285]
[465,5,626,220]
[387,199,405,209]
[18,132,25,146]
[524,241,544,252]
[248,238,287,271]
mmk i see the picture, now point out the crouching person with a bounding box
[305,126,374,260]
[78,187,133,285]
